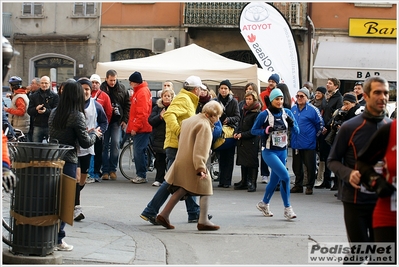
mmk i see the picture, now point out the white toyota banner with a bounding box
[240,2,301,103]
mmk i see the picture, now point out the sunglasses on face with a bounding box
[296,94,306,99]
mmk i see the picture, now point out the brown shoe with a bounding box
[101,173,109,180]
[197,223,220,231]
[290,186,303,193]
[110,172,117,180]
[156,215,175,229]
[305,187,313,195]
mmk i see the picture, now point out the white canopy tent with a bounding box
[96,44,272,92]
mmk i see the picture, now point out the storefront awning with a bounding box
[313,41,397,81]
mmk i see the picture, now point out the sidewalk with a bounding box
[3,152,346,265]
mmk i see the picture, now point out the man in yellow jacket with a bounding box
[141,76,209,224]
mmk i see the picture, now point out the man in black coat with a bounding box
[27,75,59,142]
[315,77,343,190]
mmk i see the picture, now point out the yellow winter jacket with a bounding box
[163,88,199,149]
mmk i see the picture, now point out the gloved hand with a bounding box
[2,167,17,193]
[265,126,275,135]
[370,175,396,198]
[286,116,294,127]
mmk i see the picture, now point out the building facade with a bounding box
[308,2,397,97]
[3,2,101,86]
[2,2,397,100]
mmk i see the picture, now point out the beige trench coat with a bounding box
[165,113,213,196]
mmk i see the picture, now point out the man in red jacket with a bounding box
[127,71,153,184]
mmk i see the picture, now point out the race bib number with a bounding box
[271,131,287,148]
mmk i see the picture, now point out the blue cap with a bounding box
[268,73,280,84]
[269,89,284,102]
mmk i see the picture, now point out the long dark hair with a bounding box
[276,83,292,109]
[52,81,85,129]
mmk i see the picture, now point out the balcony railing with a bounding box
[183,2,307,29]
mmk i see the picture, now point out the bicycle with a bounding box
[118,135,156,180]
[209,151,219,181]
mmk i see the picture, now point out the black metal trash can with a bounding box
[7,142,73,256]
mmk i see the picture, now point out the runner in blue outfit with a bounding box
[251,89,300,220]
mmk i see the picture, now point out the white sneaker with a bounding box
[73,206,85,221]
[131,177,148,184]
[256,201,273,217]
[85,177,95,184]
[152,181,161,187]
[56,240,73,251]
[261,176,269,184]
[284,206,297,220]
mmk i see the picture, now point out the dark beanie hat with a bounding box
[343,93,357,103]
[77,77,92,89]
[268,73,280,84]
[316,86,327,95]
[219,79,231,90]
[129,71,143,83]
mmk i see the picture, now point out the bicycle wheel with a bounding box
[119,142,136,180]
[146,146,155,172]
[209,152,219,181]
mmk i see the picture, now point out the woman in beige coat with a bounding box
[156,100,223,231]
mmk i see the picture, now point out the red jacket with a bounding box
[5,88,28,117]
[126,81,152,134]
[91,89,113,123]
[2,132,10,169]
[259,87,272,111]
[372,120,396,228]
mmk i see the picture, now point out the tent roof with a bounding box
[96,44,260,86]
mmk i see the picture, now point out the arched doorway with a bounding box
[111,48,154,61]
[30,54,76,87]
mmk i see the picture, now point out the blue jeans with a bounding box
[32,126,48,143]
[142,147,200,220]
[102,121,121,174]
[132,133,150,178]
[165,147,177,170]
[58,162,77,244]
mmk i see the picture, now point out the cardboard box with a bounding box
[59,173,76,226]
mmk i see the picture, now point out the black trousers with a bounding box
[93,137,103,175]
[292,149,316,188]
[374,227,397,265]
[343,202,375,243]
[319,134,332,182]
[342,202,376,264]
[154,152,167,183]
[218,146,235,186]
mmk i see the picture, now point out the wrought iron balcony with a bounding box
[183,2,307,29]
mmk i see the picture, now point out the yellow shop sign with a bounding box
[349,18,396,38]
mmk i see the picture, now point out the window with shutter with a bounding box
[22,2,43,17]
[73,2,96,17]
[74,2,84,15]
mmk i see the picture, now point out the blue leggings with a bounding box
[261,148,291,208]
